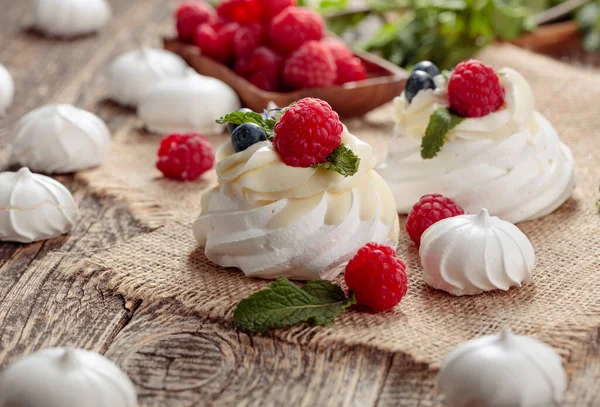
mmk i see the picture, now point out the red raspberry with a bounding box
[235,46,282,91]
[282,41,336,89]
[322,38,353,62]
[175,1,216,41]
[156,133,215,181]
[447,59,505,118]
[257,0,296,22]
[273,98,342,167]
[269,8,324,55]
[335,57,367,85]
[345,243,408,312]
[406,194,465,246]
[232,23,266,59]
[194,22,238,61]
[216,0,262,24]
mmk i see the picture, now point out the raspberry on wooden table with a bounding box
[447,59,505,118]
[345,243,408,312]
[216,0,262,24]
[235,46,282,91]
[156,133,215,181]
[273,98,343,167]
[269,8,324,55]
[232,23,266,59]
[257,0,296,22]
[283,41,336,89]
[406,194,465,246]
[175,1,216,41]
[321,38,353,62]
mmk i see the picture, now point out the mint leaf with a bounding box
[216,111,276,140]
[441,70,451,81]
[313,144,360,177]
[233,277,356,333]
[420,108,464,159]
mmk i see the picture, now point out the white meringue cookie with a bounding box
[420,209,534,296]
[32,0,111,37]
[138,70,241,135]
[0,64,14,117]
[0,347,136,407]
[0,168,78,243]
[108,47,188,107]
[379,68,576,223]
[193,127,400,280]
[11,104,111,174]
[438,329,567,407]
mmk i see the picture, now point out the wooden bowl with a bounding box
[163,38,408,118]
[511,21,581,56]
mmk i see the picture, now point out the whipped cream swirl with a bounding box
[379,68,576,223]
[193,127,399,280]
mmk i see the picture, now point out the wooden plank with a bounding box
[0,180,146,365]
[105,300,395,407]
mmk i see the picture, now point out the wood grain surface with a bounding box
[1,0,599,405]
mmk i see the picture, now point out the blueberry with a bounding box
[405,71,436,103]
[412,61,439,78]
[232,122,266,152]
[228,108,253,134]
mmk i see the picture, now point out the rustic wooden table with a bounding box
[1,0,599,405]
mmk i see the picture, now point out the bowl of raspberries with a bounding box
[165,0,407,118]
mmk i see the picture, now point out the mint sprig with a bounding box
[313,144,361,177]
[233,277,356,333]
[420,107,464,159]
[216,111,277,140]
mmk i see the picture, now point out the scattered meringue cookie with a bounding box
[0,168,78,243]
[0,64,14,117]
[31,0,112,37]
[0,347,136,407]
[419,208,534,296]
[108,47,188,107]
[138,69,241,135]
[438,329,567,407]
[11,104,111,174]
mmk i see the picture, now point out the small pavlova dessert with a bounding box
[193,98,399,280]
[378,59,576,223]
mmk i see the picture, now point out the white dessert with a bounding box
[0,347,136,407]
[11,104,111,174]
[438,329,567,407]
[138,70,241,135]
[0,64,14,117]
[420,209,534,296]
[108,47,188,108]
[0,168,78,243]
[378,68,576,223]
[31,0,111,37]
[193,127,400,280]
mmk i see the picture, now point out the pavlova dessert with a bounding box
[193,98,399,280]
[378,59,576,223]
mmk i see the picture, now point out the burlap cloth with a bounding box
[63,44,600,368]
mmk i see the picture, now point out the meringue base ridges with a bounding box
[193,171,400,281]
[378,112,576,223]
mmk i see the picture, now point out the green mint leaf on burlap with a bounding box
[233,277,356,333]
[216,111,276,140]
[421,107,464,159]
[312,144,361,177]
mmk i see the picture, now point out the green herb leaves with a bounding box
[217,111,276,140]
[313,144,361,177]
[420,107,464,159]
[233,277,356,333]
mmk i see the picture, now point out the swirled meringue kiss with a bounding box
[378,66,576,224]
[193,123,399,281]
